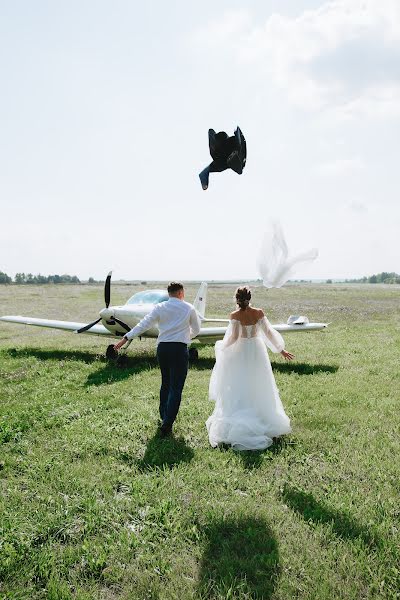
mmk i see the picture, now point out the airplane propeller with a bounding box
[76,272,131,334]
[112,317,131,332]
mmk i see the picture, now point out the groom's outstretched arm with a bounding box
[114,308,160,350]
[124,306,161,340]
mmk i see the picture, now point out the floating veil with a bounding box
[257,222,318,288]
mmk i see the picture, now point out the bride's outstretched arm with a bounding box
[260,315,295,359]
[260,314,285,353]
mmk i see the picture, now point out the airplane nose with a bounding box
[100,307,113,320]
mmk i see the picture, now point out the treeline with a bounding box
[344,272,400,284]
[0,272,81,284]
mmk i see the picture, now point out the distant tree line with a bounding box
[324,272,400,284]
[344,272,400,284]
[0,271,81,284]
[0,271,12,284]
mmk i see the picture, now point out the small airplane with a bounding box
[0,273,328,361]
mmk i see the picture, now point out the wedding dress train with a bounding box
[206,317,291,450]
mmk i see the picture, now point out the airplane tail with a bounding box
[193,282,230,323]
[193,282,207,318]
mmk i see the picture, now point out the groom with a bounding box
[114,282,201,436]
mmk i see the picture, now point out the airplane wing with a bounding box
[0,316,113,336]
[0,316,229,341]
[200,318,230,324]
[271,322,329,332]
[196,326,227,342]
[195,321,328,343]
[1,316,328,343]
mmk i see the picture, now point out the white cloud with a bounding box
[315,156,365,176]
[191,9,251,49]
[192,0,400,116]
[348,199,368,213]
[332,83,400,119]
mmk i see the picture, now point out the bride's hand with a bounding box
[281,350,294,361]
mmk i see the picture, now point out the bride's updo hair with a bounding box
[235,286,251,310]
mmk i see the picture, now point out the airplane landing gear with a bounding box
[106,339,132,367]
[189,347,199,362]
[106,344,118,360]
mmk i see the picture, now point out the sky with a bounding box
[1,0,399,281]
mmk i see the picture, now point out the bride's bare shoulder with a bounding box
[230,309,241,320]
[252,307,265,318]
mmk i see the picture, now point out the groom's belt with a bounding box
[158,341,188,346]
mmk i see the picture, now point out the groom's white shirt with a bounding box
[125,297,201,344]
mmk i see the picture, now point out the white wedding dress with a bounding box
[206,317,291,450]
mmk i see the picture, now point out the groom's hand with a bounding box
[114,336,127,351]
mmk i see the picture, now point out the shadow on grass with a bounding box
[214,437,295,471]
[237,450,264,470]
[237,436,296,470]
[271,361,339,375]
[281,485,381,549]
[4,347,215,385]
[85,357,158,386]
[122,430,194,471]
[84,366,134,385]
[199,516,279,599]
[3,349,337,377]
[85,355,215,385]
[4,347,101,364]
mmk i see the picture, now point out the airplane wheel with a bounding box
[106,344,118,361]
[189,347,199,362]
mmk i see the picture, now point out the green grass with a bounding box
[0,283,399,599]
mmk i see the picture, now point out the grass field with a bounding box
[0,283,399,600]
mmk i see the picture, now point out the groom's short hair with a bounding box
[167,282,184,295]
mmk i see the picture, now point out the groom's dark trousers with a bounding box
[156,342,189,427]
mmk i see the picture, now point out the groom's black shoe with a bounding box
[199,167,209,190]
[159,423,173,438]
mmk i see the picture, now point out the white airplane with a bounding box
[0,273,328,361]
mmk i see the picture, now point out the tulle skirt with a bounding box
[206,337,291,450]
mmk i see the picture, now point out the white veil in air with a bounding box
[257,221,318,288]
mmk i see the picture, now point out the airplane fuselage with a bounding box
[99,304,159,338]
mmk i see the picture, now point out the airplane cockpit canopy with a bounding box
[126,290,169,305]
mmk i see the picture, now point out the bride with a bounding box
[206,286,294,451]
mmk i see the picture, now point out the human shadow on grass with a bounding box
[198,516,279,599]
[271,361,339,375]
[122,430,194,471]
[215,437,295,471]
[236,436,296,470]
[281,485,381,550]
